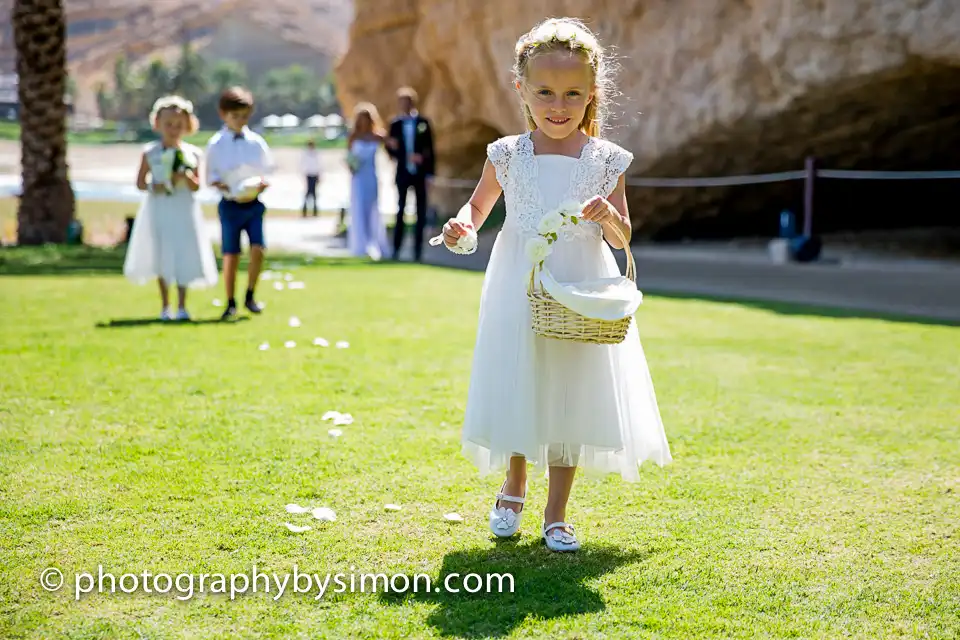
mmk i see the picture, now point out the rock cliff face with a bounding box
[335,0,960,236]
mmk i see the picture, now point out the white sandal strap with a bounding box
[544,521,573,533]
[495,492,525,503]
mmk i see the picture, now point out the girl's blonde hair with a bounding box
[513,17,613,138]
[149,95,199,134]
[348,102,386,145]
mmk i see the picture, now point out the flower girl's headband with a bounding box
[149,95,195,122]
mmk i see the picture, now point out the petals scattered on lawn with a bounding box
[327,428,342,438]
[289,316,301,328]
[313,337,329,347]
[258,342,270,351]
[262,272,275,280]
[443,513,464,522]
[284,274,294,282]
[274,282,285,291]
[336,341,350,349]
[283,522,311,533]
[285,503,310,514]
[333,414,354,426]
[384,504,402,511]
[285,341,296,348]
[288,282,306,290]
[322,411,342,421]
[212,298,223,307]
[312,507,336,522]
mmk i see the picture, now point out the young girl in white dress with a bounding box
[440,18,672,552]
[123,96,218,320]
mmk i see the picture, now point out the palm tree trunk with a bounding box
[13,0,75,245]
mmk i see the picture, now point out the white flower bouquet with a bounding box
[346,152,361,174]
[155,148,197,194]
[525,199,585,268]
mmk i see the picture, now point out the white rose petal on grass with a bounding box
[525,236,553,265]
[313,337,329,347]
[288,282,306,290]
[443,513,464,522]
[327,428,343,438]
[312,507,336,522]
[274,282,285,291]
[384,504,402,512]
[284,274,294,282]
[262,272,274,281]
[258,342,270,351]
[289,316,301,328]
[335,341,350,349]
[285,503,310,514]
[537,210,564,235]
[212,298,223,307]
[322,411,342,421]
[258,301,267,309]
[283,522,311,533]
[333,414,354,426]
[285,341,296,348]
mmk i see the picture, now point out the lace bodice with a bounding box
[487,132,633,236]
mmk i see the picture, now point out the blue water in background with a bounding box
[0,176,340,212]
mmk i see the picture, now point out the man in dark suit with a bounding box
[385,87,435,262]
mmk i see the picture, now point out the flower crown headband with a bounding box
[150,95,195,119]
[516,21,599,61]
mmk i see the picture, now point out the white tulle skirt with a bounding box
[123,189,218,288]
[461,224,672,482]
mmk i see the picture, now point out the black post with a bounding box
[803,156,816,237]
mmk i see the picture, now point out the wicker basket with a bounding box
[527,223,636,345]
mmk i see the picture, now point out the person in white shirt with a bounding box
[300,140,322,217]
[204,86,274,320]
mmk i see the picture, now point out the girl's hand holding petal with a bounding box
[442,219,474,249]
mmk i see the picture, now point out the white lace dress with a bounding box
[460,132,672,482]
[123,141,218,288]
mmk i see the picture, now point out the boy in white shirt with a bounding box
[205,86,274,320]
[301,140,321,217]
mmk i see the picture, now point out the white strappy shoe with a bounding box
[543,521,580,552]
[489,481,526,538]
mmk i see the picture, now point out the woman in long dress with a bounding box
[346,103,389,260]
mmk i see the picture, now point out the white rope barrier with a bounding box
[817,169,960,180]
[430,167,960,189]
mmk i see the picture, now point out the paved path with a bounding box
[210,217,960,324]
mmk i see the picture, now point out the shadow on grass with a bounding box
[378,541,648,638]
[0,244,411,276]
[644,289,960,328]
[95,316,251,328]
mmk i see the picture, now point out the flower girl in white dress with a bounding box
[124,96,218,320]
[439,18,672,552]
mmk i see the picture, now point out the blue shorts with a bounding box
[219,199,265,255]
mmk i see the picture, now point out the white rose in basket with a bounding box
[537,209,565,236]
[557,200,584,221]
[525,236,553,266]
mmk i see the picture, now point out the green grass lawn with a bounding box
[0,247,958,639]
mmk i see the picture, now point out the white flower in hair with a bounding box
[537,209,564,235]
[553,23,578,43]
[525,236,553,265]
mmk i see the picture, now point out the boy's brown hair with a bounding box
[219,86,255,112]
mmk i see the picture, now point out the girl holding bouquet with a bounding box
[438,18,671,551]
[346,102,389,260]
[124,95,218,320]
